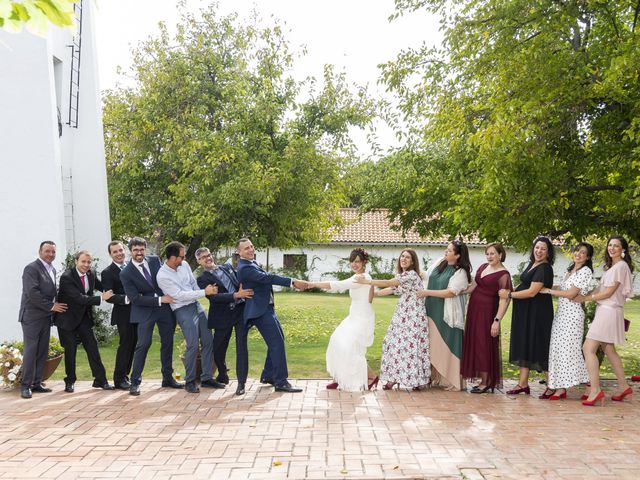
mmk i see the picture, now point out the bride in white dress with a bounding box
[308,248,378,391]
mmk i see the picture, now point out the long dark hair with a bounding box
[604,236,635,273]
[529,236,555,266]
[567,242,594,273]
[437,240,472,282]
[396,249,421,276]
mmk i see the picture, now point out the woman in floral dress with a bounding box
[355,249,430,390]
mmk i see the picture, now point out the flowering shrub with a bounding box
[0,341,23,387]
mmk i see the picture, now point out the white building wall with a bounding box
[255,244,572,285]
[0,1,110,342]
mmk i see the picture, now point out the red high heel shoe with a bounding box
[506,385,530,395]
[582,390,605,406]
[548,389,566,401]
[538,388,556,399]
[383,382,398,390]
[368,376,379,390]
[326,382,339,390]
[611,387,633,402]
[630,376,640,382]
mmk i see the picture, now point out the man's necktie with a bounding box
[141,264,154,287]
[80,274,87,291]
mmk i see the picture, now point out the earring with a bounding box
[622,251,626,258]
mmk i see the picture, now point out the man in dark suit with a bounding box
[55,250,115,392]
[18,241,68,399]
[101,241,136,390]
[119,237,182,396]
[196,247,253,395]
[235,238,307,393]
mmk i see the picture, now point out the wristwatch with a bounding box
[493,317,500,323]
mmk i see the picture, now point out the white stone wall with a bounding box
[0,1,110,342]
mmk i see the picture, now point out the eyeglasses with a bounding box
[198,253,213,260]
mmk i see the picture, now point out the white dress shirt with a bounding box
[156,262,205,311]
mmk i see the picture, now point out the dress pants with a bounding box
[248,305,288,387]
[175,303,214,383]
[130,306,176,385]
[113,319,137,383]
[58,317,107,384]
[20,319,51,387]
[213,306,248,383]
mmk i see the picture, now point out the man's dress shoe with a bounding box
[185,381,200,393]
[64,382,74,393]
[274,381,302,393]
[20,387,32,399]
[235,383,246,396]
[201,379,225,389]
[129,384,140,396]
[31,383,52,393]
[161,378,185,389]
[260,377,274,385]
[115,379,131,390]
[216,375,230,385]
[92,380,115,390]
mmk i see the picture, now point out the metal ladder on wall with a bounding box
[67,0,83,128]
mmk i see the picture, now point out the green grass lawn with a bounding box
[51,292,640,381]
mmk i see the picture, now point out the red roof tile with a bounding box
[324,208,483,246]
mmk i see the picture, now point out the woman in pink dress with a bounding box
[575,236,634,406]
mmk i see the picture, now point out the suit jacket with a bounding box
[101,262,132,326]
[236,259,291,321]
[120,255,171,324]
[55,268,102,331]
[19,260,57,324]
[197,264,242,330]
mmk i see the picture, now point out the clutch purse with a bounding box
[624,318,630,332]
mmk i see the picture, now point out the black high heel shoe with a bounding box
[470,385,494,394]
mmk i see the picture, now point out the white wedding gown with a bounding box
[325,274,375,391]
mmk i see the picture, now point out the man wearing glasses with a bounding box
[196,248,253,396]
[156,241,223,393]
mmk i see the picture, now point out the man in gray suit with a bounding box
[18,241,68,399]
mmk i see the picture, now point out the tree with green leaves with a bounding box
[103,5,375,260]
[364,0,640,251]
[0,0,75,34]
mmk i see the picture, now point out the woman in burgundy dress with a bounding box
[461,243,512,393]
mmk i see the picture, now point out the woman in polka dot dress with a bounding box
[541,243,593,400]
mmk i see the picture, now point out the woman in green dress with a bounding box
[418,241,472,391]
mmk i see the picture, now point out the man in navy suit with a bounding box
[55,250,115,393]
[119,237,183,396]
[18,241,68,399]
[235,238,307,393]
[196,247,254,395]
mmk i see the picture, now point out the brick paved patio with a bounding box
[1,379,639,479]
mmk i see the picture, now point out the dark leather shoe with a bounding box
[274,382,302,393]
[201,379,225,389]
[216,375,230,385]
[64,382,74,393]
[235,383,246,396]
[260,377,274,385]
[161,378,185,389]
[115,379,131,390]
[129,384,140,396]
[92,380,115,390]
[185,381,200,393]
[20,387,32,399]
[31,383,52,393]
